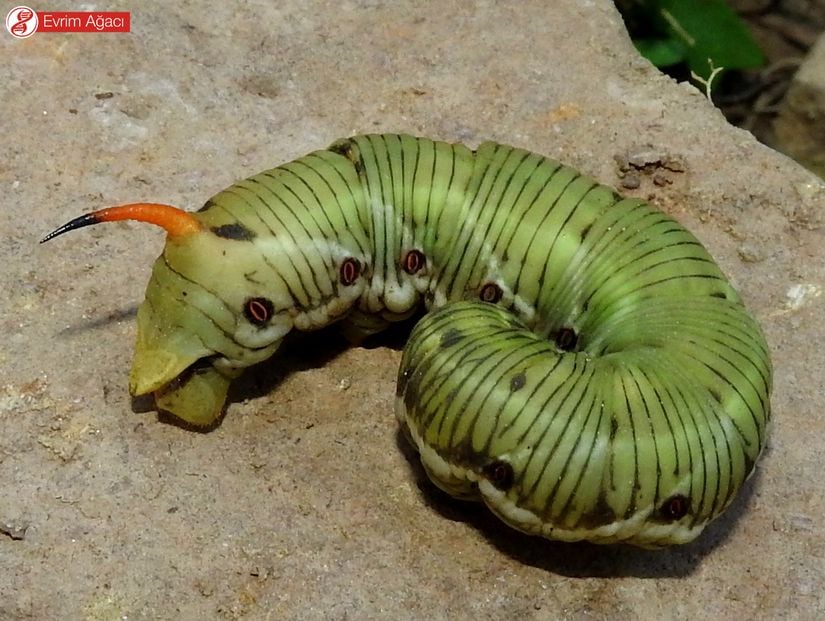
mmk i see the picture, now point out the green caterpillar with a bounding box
[43,134,771,547]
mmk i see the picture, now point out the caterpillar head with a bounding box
[43,204,293,427]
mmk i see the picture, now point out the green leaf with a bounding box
[656,0,765,78]
[634,37,686,67]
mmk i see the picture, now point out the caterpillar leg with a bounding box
[339,310,392,345]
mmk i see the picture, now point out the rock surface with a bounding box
[2,1,824,619]
[775,32,825,177]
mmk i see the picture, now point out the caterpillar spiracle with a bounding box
[43,134,771,547]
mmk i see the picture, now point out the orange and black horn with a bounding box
[41,203,201,243]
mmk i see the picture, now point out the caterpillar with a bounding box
[43,134,771,547]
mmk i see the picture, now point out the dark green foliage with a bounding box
[617,0,765,80]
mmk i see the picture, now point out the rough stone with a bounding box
[775,32,825,176]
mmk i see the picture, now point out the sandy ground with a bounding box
[2,1,824,619]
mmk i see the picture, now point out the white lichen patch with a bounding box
[785,283,822,311]
[0,380,53,415]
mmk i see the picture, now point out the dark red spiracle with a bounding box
[479,282,502,304]
[340,257,361,286]
[403,249,426,275]
[244,297,274,326]
[555,327,578,351]
[482,459,514,491]
[660,495,690,521]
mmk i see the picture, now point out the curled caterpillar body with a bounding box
[44,134,771,547]
[396,301,767,546]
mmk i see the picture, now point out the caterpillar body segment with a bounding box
[395,300,768,547]
[43,134,771,546]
